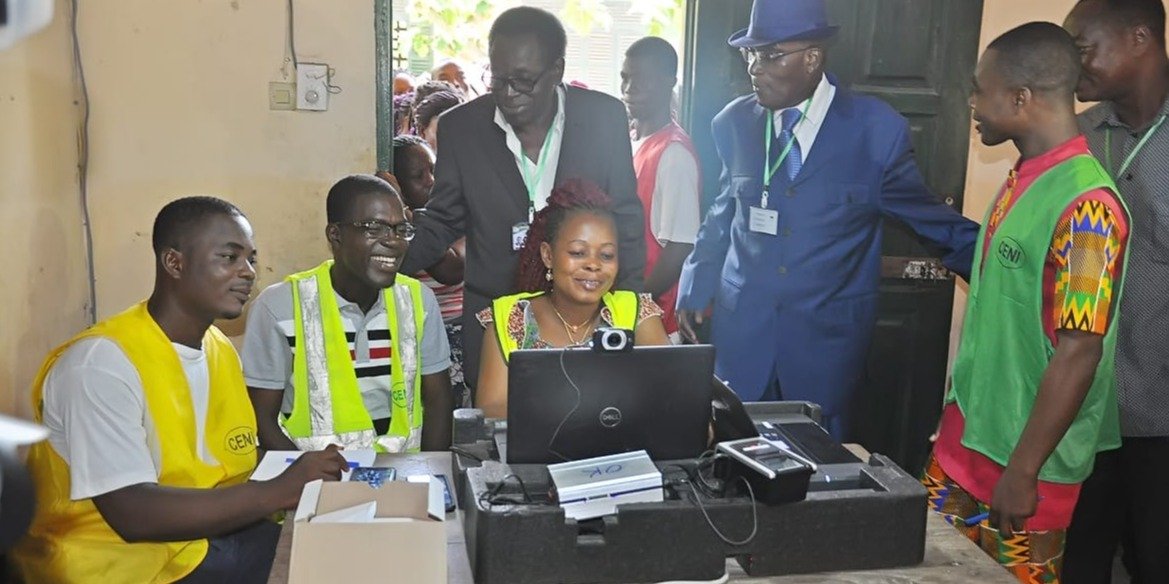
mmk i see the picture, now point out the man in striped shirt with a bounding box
[241,175,452,452]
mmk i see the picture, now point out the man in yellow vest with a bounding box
[12,197,350,583]
[243,175,453,453]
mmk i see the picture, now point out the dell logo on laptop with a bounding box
[599,407,623,428]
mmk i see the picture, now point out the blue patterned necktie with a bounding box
[775,107,803,181]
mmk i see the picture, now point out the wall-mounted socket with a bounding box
[268,81,296,111]
[296,63,329,111]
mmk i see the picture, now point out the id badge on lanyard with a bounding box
[512,207,534,251]
[751,100,808,236]
[1105,114,1167,180]
[514,122,557,251]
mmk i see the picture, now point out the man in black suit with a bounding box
[402,6,645,390]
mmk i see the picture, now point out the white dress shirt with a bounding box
[771,74,836,158]
[494,85,567,212]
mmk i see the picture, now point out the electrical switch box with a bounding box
[296,63,329,111]
[268,81,296,111]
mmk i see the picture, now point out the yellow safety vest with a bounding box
[492,290,639,361]
[281,261,426,453]
[12,302,258,584]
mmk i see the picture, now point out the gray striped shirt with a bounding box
[1079,98,1169,437]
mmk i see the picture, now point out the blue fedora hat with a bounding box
[728,0,839,48]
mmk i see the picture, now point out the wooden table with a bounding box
[268,452,1014,584]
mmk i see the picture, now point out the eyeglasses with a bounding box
[337,220,416,241]
[740,45,817,66]
[483,63,555,95]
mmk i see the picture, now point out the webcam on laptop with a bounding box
[592,328,634,352]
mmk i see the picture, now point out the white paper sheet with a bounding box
[250,449,376,482]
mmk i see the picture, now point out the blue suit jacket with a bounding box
[677,84,978,432]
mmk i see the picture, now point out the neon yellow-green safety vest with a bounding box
[282,261,425,453]
[491,290,639,361]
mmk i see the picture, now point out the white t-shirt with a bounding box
[41,337,215,500]
[631,138,701,245]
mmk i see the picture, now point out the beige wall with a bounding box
[84,0,376,335]
[0,0,88,418]
[0,0,375,417]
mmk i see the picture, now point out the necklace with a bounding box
[550,301,598,345]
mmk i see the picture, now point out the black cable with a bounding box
[69,0,96,325]
[449,445,484,463]
[476,473,535,510]
[545,348,583,462]
[678,474,757,546]
[287,0,299,70]
[693,450,724,494]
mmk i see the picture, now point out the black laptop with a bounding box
[506,345,716,463]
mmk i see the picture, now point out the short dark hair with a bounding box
[413,90,463,133]
[412,80,462,109]
[625,36,678,78]
[489,6,567,65]
[392,134,431,175]
[152,196,245,254]
[325,174,400,224]
[393,91,415,135]
[1079,0,1166,46]
[987,22,1081,95]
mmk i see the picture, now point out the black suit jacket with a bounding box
[402,84,644,386]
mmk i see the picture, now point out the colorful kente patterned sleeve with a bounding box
[1049,194,1127,334]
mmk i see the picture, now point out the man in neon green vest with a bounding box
[243,175,453,453]
[13,197,350,583]
[921,23,1131,583]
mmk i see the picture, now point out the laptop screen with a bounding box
[506,345,715,464]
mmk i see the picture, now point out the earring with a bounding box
[545,268,553,282]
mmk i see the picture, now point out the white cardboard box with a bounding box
[289,478,446,583]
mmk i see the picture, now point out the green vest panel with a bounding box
[951,154,1128,483]
[282,261,426,453]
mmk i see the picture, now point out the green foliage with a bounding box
[629,0,686,38]
[402,0,514,61]
[560,0,613,36]
[398,0,685,65]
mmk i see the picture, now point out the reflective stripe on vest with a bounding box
[492,290,639,361]
[282,261,425,453]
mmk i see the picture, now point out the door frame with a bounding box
[376,0,394,172]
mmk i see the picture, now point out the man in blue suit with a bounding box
[676,0,978,438]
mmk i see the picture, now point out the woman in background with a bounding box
[392,135,468,405]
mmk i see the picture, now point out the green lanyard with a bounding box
[761,98,811,208]
[520,121,558,222]
[1105,114,1167,179]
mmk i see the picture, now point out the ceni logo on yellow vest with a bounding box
[224,426,258,455]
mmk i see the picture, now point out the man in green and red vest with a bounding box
[922,22,1131,584]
